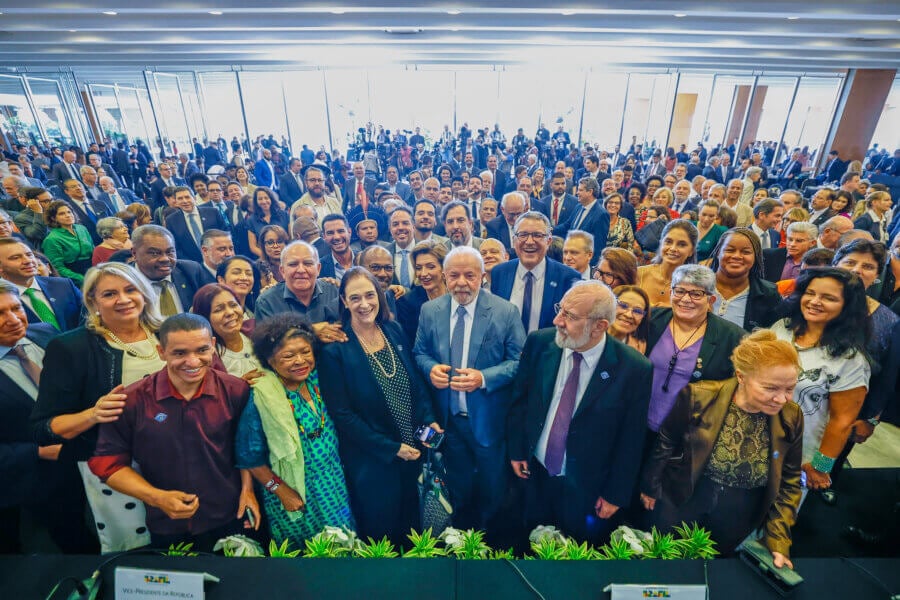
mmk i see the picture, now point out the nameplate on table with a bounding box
[116,566,215,599]
[603,583,708,599]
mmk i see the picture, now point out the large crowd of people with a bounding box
[1,124,898,567]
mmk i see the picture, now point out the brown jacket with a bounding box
[640,378,804,556]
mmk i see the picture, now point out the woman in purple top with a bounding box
[645,265,747,433]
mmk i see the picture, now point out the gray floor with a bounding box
[848,422,900,468]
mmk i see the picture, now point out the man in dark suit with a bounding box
[508,281,652,543]
[701,156,723,184]
[485,192,526,257]
[778,150,803,188]
[807,188,837,228]
[149,162,184,210]
[131,224,207,315]
[0,239,83,332]
[98,176,141,212]
[485,154,508,199]
[204,180,241,230]
[0,282,97,553]
[541,173,578,227]
[414,246,526,530]
[853,192,893,243]
[670,179,698,216]
[164,186,227,264]
[60,179,115,245]
[344,162,378,213]
[279,158,305,204]
[552,177,610,266]
[49,150,82,186]
[491,211,582,334]
[112,143,132,188]
[383,166,410,201]
[816,150,847,185]
[176,152,201,181]
[750,199,784,251]
[202,140,225,169]
[762,221,818,283]
[319,214,356,280]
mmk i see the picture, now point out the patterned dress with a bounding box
[236,371,355,547]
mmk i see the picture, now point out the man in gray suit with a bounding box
[414,246,525,530]
[441,201,484,250]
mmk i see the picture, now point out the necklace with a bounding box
[102,323,158,359]
[662,319,707,392]
[286,381,325,440]
[355,326,398,379]
[656,265,672,295]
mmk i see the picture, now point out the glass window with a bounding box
[152,73,191,157]
[197,72,245,146]
[27,77,76,146]
[118,87,157,149]
[0,75,41,146]
[867,77,899,158]
[750,77,797,161]
[782,76,842,169]
[370,69,453,147]
[283,70,331,152]
[239,71,288,143]
[537,70,584,155]
[325,70,373,154]
[175,72,206,147]
[582,72,628,151]
[671,74,714,152]
[455,70,499,138]
[88,84,126,145]
[621,73,676,154]
[704,75,756,151]
[499,69,541,142]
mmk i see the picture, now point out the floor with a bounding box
[848,422,900,468]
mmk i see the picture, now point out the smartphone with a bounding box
[415,425,445,449]
[244,507,256,529]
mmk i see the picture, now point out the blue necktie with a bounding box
[450,305,467,415]
[187,212,203,246]
[521,271,534,332]
[400,250,410,288]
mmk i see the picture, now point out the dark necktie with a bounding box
[399,250,410,288]
[544,351,583,476]
[10,344,41,386]
[24,288,59,330]
[521,271,534,332]
[449,305,467,414]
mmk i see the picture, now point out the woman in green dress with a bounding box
[42,200,95,285]
[694,201,727,262]
[236,314,355,547]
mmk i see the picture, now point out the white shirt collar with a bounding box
[561,333,607,370]
[516,257,547,280]
[450,293,479,318]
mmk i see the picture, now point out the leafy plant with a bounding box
[269,538,302,558]
[529,537,566,560]
[214,534,264,557]
[452,529,491,559]
[641,527,681,560]
[596,538,636,560]
[673,522,719,559]
[489,547,516,560]
[563,540,599,561]
[164,542,198,557]
[355,536,400,558]
[404,528,446,558]
[303,534,344,558]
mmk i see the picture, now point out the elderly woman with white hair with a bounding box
[741,166,764,205]
[91,216,133,265]
[644,264,747,435]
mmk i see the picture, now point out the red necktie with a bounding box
[357,180,368,213]
[552,197,560,226]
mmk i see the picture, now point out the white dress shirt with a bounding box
[14,280,51,317]
[509,259,546,332]
[449,293,479,413]
[535,335,606,474]
[0,339,45,400]
[392,241,415,282]
[750,222,771,249]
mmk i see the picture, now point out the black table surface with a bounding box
[2,554,898,600]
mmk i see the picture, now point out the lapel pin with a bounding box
[550,281,558,287]
[600,371,609,380]
[773,451,780,459]
[692,370,702,379]
[397,345,404,352]
[696,358,703,369]
[50,297,57,302]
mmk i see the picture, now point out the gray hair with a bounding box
[671,264,716,295]
[565,230,595,249]
[0,280,20,298]
[444,245,484,272]
[745,166,763,178]
[96,217,125,240]
[514,210,551,235]
[281,240,319,265]
[132,224,174,248]
[500,191,525,210]
[577,176,601,198]
[569,280,616,323]
[787,221,818,240]
[83,262,164,332]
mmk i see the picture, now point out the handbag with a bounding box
[418,448,453,535]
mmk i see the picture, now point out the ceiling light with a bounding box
[446,9,461,15]
[674,13,687,18]
[787,16,799,20]
[450,27,460,31]
[561,10,577,16]
[102,11,117,15]
[209,10,223,15]
[330,8,346,14]
[69,29,77,32]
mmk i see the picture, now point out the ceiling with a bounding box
[0,0,899,73]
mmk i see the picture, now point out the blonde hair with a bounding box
[83,263,164,333]
[731,329,800,375]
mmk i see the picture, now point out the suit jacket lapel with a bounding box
[690,380,734,479]
[468,293,493,365]
[573,338,619,420]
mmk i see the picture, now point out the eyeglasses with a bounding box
[264,239,286,247]
[553,302,590,322]
[0,220,11,226]
[616,301,647,318]
[593,268,619,283]
[367,264,394,273]
[671,287,709,301]
[514,231,549,241]
[306,178,325,183]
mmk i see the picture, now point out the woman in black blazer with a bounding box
[708,228,783,332]
[396,241,448,343]
[318,268,440,546]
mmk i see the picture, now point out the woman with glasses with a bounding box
[769,268,870,499]
[92,217,132,265]
[594,247,638,288]
[646,264,746,436]
[256,224,289,287]
[640,329,803,564]
[638,220,699,307]
[779,208,809,248]
[610,285,651,354]
[709,228,782,332]
[604,193,636,250]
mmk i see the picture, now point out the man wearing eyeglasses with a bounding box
[508,280,652,544]
[553,177,610,267]
[490,211,581,334]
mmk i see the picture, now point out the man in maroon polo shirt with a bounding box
[89,313,259,550]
